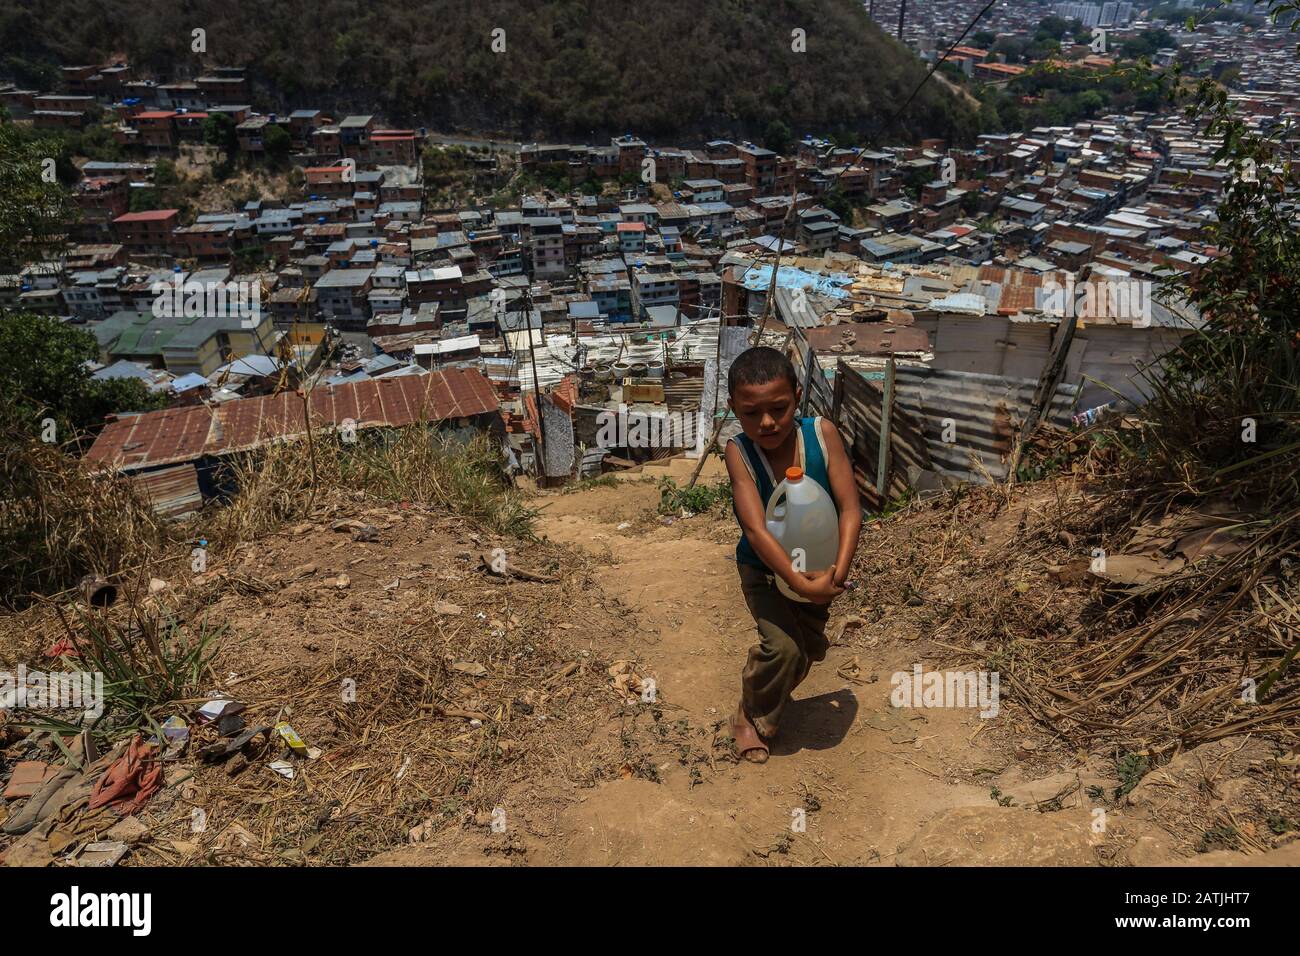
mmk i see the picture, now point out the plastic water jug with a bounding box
[765,466,839,602]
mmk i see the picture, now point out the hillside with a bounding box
[5,456,1297,867]
[0,0,977,144]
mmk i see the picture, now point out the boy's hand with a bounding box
[795,566,843,605]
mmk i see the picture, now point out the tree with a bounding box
[1115,0,1300,495]
[0,313,169,438]
[1119,29,1175,61]
[1078,90,1105,117]
[0,117,75,270]
[822,188,851,220]
[154,158,180,186]
[203,112,238,154]
[973,30,996,49]
[1035,15,1072,41]
[1212,63,1242,87]
[903,166,931,199]
[1029,37,1062,60]
[263,123,292,161]
[128,187,162,212]
[992,36,1031,63]
[763,119,793,154]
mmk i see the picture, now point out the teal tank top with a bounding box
[731,416,835,571]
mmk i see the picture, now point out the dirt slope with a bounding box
[8,461,1291,867]
[375,459,1295,866]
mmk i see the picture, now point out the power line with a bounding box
[543,1,1006,371]
[873,0,1000,142]
[731,0,1002,302]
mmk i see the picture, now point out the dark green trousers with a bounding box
[737,563,831,738]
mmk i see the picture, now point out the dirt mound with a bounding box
[1,497,660,866]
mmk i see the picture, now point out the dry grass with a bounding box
[105,504,668,866]
[1,422,587,859]
[844,478,1300,760]
[0,426,682,866]
[207,429,536,548]
[0,425,174,609]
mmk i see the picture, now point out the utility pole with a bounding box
[897,0,907,40]
[686,309,727,491]
[523,286,547,479]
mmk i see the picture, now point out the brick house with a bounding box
[112,209,179,255]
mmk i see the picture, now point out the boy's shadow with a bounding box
[770,688,858,756]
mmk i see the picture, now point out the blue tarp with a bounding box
[170,373,209,392]
[739,265,852,299]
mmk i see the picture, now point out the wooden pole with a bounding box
[832,358,845,429]
[524,295,547,478]
[1008,309,1078,483]
[686,312,727,490]
[876,356,895,495]
[750,179,801,345]
[800,346,817,417]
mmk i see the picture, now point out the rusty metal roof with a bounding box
[804,322,929,355]
[130,463,203,519]
[86,368,500,473]
[996,285,1039,315]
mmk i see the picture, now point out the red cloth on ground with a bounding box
[88,735,162,815]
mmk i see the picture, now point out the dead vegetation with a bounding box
[838,464,1300,855]
[0,422,173,609]
[1,428,691,865]
[1,486,686,865]
[206,428,537,545]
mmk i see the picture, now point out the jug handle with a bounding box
[765,478,788,527]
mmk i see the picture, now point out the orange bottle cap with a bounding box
[785,466,803,481]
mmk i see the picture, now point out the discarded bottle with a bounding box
[1072,402,1116,428]
[765,466,839,602]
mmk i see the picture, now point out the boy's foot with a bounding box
[728,707,770,764]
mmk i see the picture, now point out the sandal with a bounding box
[727,707,771,764]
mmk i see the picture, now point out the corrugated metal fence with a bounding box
[796,353,1080,498]
[893,367,1079,482]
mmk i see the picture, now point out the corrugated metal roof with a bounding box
[131,463,203,519]
[86,368,500,473]
[803,322,930,355]
[996,284,1039,315]
[514,320,721,392]
[927,292,987,315]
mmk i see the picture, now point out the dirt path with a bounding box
[361,461,1290,867]
[521,460,1033,865]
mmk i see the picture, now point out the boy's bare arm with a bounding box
[819,419,863,587]
[724,440,838,598]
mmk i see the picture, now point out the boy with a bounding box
[722,347,862,763]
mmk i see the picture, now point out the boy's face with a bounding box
[730,378,801,451]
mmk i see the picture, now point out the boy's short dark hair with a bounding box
[728,346,798,398]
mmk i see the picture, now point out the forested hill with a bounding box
[1,0,977,145]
